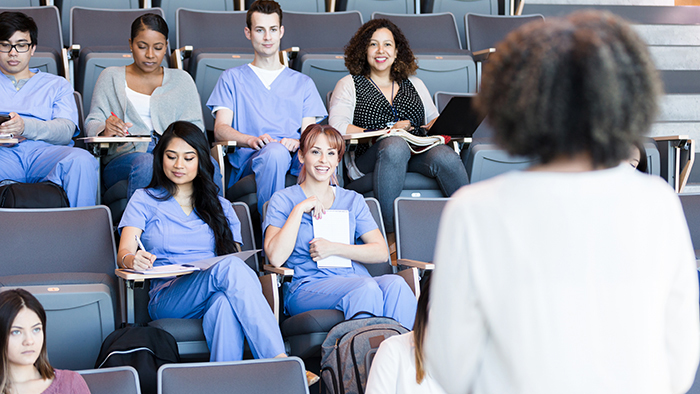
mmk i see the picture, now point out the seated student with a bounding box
[118,121,285,362]
[0,11,98,207]
[85,13,215,200]
[328,19,468,233]
[425,11,700,394]
[365,273,446,394]
[0,289,91,394]
[264,124,417,329]
[207,0,327,216]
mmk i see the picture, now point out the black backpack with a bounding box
[320,316,409,394]
[0,181,69,208]
[95,326,180,394]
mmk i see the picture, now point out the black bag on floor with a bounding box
[95,326,180,394]
[0,180,69,208]
[320,316,409,394]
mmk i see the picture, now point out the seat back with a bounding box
[394,197,449,262]
[71,7,168,114]
[373,11,461,49]
[158,357,310,394]
[429,0,499,49]
[3,0,42,5]
[177,9,251,131]
[79,366,142,394]
[362,197,393,277]
[153,0,236,47]
[246,0,326,11]
[0,206,116,276]
[465,142,535,183]
[281,11,363,105]
[0,6,65,77]
[59,0,140,45]
[338,0,415,24]
[232,201,260,272]
[465,13,544,51]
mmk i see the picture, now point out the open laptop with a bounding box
[428,95,485,138]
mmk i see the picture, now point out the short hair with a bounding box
[298,124,346,185]
[0,289,54,394]
[476,11,661,168]
[344,19,417,81]
[246,0,283,30]
[0,12,38,46]
[130,13,169,42]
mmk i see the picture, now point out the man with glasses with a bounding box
[0,11,97,207]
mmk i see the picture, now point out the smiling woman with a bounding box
[263,124,418,329]
[0,289,90,394]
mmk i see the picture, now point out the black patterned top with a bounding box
[351,75,426,157]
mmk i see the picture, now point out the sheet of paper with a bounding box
[313,210,352,268]
[124,250,261,274]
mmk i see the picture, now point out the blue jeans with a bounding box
[355,136,468,232]
[103,152,224,199]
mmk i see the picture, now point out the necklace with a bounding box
[368,77,399,128]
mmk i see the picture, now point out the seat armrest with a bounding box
[170,46,193,70]
[210,141,237,191]
[396,259,435,271]
[279,46,299,67]
[61,48,70,81]
[259,273,280,322]
[69,44,80,60]
[472,48,496,62]
[79,136,152,157]
[264,264,294,277]
[396,267,421,300]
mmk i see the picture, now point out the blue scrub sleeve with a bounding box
[262,191,295,233]
[302,77,328,120]
[118,189,151,233]
[206,70,234,113]
[52,77,80,132]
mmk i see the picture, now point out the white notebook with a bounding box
[313,210,352,268]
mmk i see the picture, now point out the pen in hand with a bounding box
[110,112,130,136]
[135,235,154,270]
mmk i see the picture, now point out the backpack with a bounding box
[0,180,69,208]
[94,326,180,394]
[320,316,409,394]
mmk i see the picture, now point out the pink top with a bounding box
[42,369,90,394]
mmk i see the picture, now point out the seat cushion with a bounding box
[103,180,128,205]
[281,309,344,337]
[346,172,442,195]
[148,318,205,343]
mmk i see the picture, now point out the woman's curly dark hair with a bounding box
[476,10,662,168]
[344,19,418,81]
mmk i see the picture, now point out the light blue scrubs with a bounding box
[119,188,285,361]
[263,185,417,329]
[206,65,327,214]
[0,70,98,207]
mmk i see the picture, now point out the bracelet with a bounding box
[121,253,135,268]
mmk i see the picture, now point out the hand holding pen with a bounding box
[131,235,156,271]
[100,111,133,137]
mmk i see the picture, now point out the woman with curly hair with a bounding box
[328,19,468,233]
[426,11,700,394]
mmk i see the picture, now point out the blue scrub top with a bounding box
[263,185,378,292]
[119,188,243,267]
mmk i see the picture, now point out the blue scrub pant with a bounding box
[232,142,301,216]
[147,256,285,362]
[286,274,417,329]
[104,152,225,199]
[0,140,98,207]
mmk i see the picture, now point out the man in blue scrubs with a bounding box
[0,11,98,207]
[207,0,327,216]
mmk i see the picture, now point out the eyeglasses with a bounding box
[0,42,32,53]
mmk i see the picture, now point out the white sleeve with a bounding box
[365,337,401,394]
[409,76,439,124]
[328,75,356,133]
[425,194,488,394]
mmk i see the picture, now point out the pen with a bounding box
[135,235,147,252]
[110,112,129,135]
